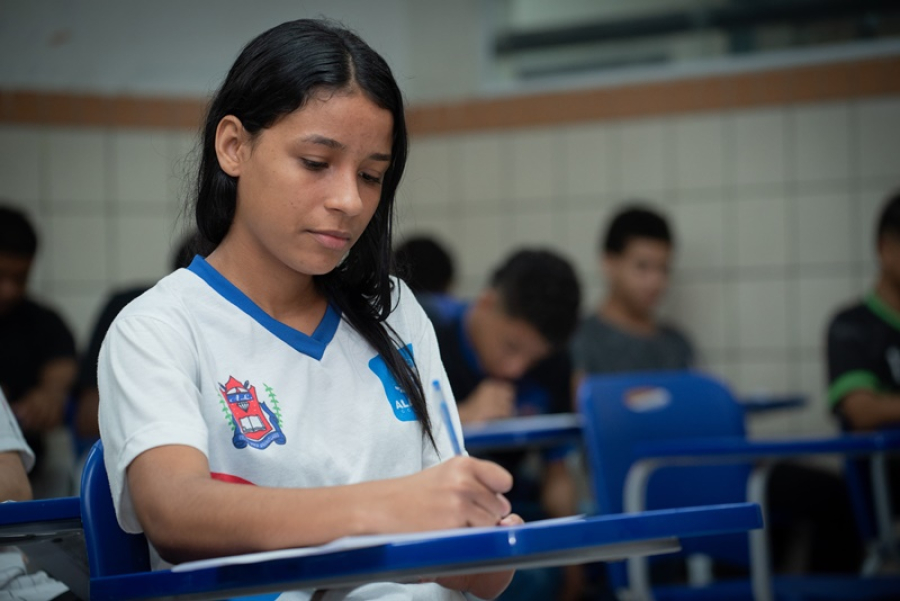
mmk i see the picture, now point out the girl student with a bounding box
[98,19,520,600]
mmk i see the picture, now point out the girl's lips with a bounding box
[310,230,351,250]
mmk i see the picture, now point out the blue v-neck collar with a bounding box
[188,256,340,361]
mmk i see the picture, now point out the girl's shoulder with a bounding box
[113,268,210,327]
[385,276,432,339]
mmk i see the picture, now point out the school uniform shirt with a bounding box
[827,291,900,418]
[570,314,693,376]
[98,257,466,601]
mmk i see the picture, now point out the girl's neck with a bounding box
[599,296,656,336]
[206,236,326,335]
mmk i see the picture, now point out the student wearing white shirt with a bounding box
[98,19,520,601]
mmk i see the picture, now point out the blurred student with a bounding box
[433,248,582,600]
[0,390,77,600]
[577,205,861,574]
[394,234,461,324]
[828,191,900,432]
[0,205,77,481]
[827,191,900,519]
[571,205,692,382]
[98,19,519,600]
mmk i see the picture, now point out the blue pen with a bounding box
[433,379,463,456]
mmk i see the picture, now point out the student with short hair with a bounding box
[0,205,77,480]
[571,205,692,380]
[432,249,581,600]
[98,19,519,600]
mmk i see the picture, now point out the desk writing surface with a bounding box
[90,503,762,601]
[462,413,582,452]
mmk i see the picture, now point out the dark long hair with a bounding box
[193,19,433,447]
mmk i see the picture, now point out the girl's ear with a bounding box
[215,115,247,177]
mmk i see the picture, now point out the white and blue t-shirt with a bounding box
[98,256,465,600]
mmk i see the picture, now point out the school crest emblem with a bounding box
[218,376,286,450]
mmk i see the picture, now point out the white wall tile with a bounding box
[734,357,794,397]
[111,213,176,285]
[509,128,560,203]
[510,210,560,250]
[735,278,790,350]
[619,118,667,195]
[0,127,43,202]
[794,191,855,265]
[797,359,840,435]
[856,97,900,180]
[113,131,169,204]
[666,280,729,351]
[458,211,505,281]
[47,129,107,203]
[672,201,728,270]
[793,102,851,182]
[734,196,788,268]
[562,123,614,198]
[458,133,505,205]
[49,290,106,350]
[732,108,787,186]
[166,131,198,207]
[401,136,454,207]
[672,114,726,190]
[795,275,858,351]
[46,213,108,282]
[560,203,613,279]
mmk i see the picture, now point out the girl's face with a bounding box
[215,89,394,278]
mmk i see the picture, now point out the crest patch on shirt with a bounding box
[217,376,286,449]
[368,344,417,422]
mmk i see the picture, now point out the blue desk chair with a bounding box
[578,371,900,601]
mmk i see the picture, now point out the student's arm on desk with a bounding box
[0,450,31,501]
[840,390,900,431]
[12,358,77,432]
[457,380,515,424]
[127,445,513,566]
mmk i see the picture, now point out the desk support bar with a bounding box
[747,462,774,601]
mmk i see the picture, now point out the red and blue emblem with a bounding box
[218,376,286,450]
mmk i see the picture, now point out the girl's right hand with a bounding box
[371,456,513,533]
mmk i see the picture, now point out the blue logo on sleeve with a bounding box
[368,344,417,422]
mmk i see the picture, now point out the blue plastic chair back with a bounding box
[578,371,753,588]
[80,440,151,578]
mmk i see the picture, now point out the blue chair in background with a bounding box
[578,370,900,601]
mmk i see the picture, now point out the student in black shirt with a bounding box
[0,205,76,478]
[828,191,900,430]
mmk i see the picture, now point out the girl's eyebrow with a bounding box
[301,134,391,162]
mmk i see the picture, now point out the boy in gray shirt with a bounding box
[571,205,693,379]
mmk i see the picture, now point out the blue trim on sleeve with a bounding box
[187,256,340,360]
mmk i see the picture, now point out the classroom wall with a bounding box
[2,85,898,439]
[1,1,898,440]
[396,93,900,438]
